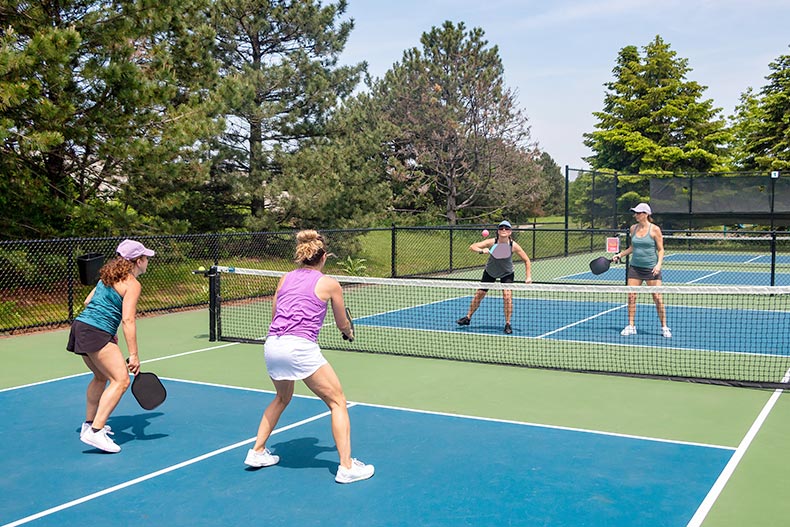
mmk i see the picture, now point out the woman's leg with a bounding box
[303,363,352,468]
[503,289,513,324]
[81,342,130,429]
[647,279,667,327]
[626,278,641,326]
[82,361,107,424]
[251,379,294,452]
[466,289,488,318]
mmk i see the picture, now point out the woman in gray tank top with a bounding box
[613,203,671,338]
[456,220,532,334]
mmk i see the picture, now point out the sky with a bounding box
[338,0,790,171]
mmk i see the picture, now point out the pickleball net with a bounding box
[207,266,790,388]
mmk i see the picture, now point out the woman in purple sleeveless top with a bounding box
[243,230,374,484]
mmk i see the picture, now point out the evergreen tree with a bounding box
[371,21,540,225]
[741,48,790,171]
[266,91,394,229]
[536,152,565,216]
[728,88,764,170]
[209,0,365,229]
[0,0,221,238]
[584,35,729,173]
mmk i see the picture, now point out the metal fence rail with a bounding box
[2,227,786,334]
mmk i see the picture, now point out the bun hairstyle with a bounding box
[295,229,327,266]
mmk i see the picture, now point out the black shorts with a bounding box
[479,270,515,292]
[67,320,118,355]
[627,266,662,282]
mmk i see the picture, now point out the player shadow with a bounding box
[455,323,519,335]
[106,412,168,443]
[246,437,338,474]
[80,412,167,453]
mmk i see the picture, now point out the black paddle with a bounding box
[342,307,354,342]
[589,256,615,275]
[127,358,167,410]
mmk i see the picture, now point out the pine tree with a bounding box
[584,36,729,173]
[742,49,790,171]
[209,0,365,229]
[371,21,540,225]
[0,0,221,238]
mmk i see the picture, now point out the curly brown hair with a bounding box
[294,230,327,266]
[99,256,136,285]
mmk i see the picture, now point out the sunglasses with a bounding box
[498,226,511,230]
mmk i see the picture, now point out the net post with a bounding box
[208,266,218,341]
[613,172,619,229]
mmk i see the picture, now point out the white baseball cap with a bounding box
[116,239,155,260]
[630,203,652,215]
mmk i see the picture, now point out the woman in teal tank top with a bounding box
[66,239,154,453]
[613,203,671,338]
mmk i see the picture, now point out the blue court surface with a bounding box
[1,376,734,527]
[663,253,790,265]
[560,268,790,285]
[356,296,789,355]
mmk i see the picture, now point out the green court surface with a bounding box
[2,308,789,526]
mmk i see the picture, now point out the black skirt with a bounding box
[66,320,118,355]
[627,266,662,282]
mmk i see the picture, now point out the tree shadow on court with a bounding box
[247,437,337,474]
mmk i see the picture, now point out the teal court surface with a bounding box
[1,308,789,526]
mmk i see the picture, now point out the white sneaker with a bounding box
[620,325,637,336]
[80,426,121,453]
[335,458,375,484]
[244,448,279,468]
[662,326,672,338]
[80,423,111,438]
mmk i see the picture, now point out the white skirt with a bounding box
[264,335,328,381]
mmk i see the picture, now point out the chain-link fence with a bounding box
[3,226,788,334]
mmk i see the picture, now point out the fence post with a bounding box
[391,223,397,278]
[564,165,570,257]
[212,233,220,265]
[770,231,777,287]
[449,226,454,273]
[67,238,75,321]
[532,219,536,260]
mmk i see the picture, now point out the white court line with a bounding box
[685,270,724,284]
[536,304,627,338]
[0,372,91,393]
[355,398,735,451]
[686,368,790,527]
[154,377,736,451]
[0,405,349,527]
[138,342,240,363]
[0,342,240,393]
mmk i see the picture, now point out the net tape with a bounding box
[213,266,790,296]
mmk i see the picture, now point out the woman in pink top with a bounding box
[243,230,374,484]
